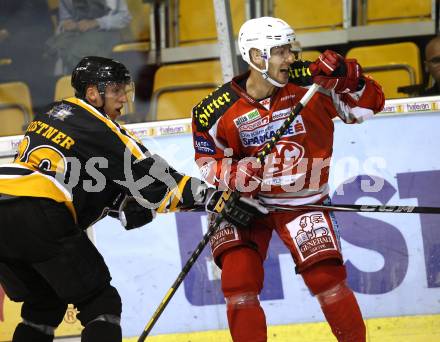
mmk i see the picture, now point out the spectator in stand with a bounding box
[47,0,132,74]
[0,0,55,110]
[421,35,440,96]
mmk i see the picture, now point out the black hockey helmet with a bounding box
[71,56,132,99]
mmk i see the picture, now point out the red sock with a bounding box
[320,290,366,342]
[227,303,267,342]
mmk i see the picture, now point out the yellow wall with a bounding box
[0,288,82,341]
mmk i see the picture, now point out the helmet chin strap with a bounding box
[96,83,108,115]
[249,58,288,88]
[262,71,287,88]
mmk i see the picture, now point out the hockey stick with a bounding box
[173,202,440,214]
[265,203,440,214]
[137,84,320,341]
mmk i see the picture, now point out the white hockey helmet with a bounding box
[238,17,296,86]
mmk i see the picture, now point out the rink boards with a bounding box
[0,96,440,341]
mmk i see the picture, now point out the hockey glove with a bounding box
[109,194,156,230]
[206,190,268,228]
[309,50,362,93]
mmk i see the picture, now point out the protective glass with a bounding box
[104,82,135,101]
[104,81,135,115]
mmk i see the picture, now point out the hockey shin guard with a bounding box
[317,283,366,342]
[81,317,122,342]
[302,260,366,342]
[226,292,267,342]
[12,322,54,342]
[221,247,267,342]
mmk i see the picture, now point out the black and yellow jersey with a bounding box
[0,97,199,229]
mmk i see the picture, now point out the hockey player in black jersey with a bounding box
[0,56,211,342]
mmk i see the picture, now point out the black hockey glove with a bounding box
[108,194,156,230]
[206,190,268,228]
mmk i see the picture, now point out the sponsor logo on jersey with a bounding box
[233,109,261,127]
[272,108,292,121]
[239,115,306,147]
[194,135,216,155]
[262,141,305,185]
[48,103,74,121]
[259,97,271,110]
[280,94,296,102]
[195,91,232,128]
[239,116,269,132]
[287,212,337,261]
[209,216,240,254]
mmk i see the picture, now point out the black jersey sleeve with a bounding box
[69,104,204,211]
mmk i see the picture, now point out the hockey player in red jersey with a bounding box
[192,17,385,342]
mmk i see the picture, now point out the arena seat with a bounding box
[54,75,74,101]
[176,0,246,46]
[365,0,432,25]
[150,60,223,121]
[301,50,321,62]
[346,42,422,99]
[0,82,33,136]
[0,58,12,66]
[112,0,151,52]
[112,42,149,53]
[273,0,344,32]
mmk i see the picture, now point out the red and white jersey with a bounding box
[192,66,385,207]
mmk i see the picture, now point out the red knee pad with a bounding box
[221,247,264,298]
[301,259,347,295]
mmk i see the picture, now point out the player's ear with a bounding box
[250,48,264,67]
[85,85,101,105]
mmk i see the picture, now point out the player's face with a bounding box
[267,44,296,85]
[103,82,134,120]
[425,41,440,83]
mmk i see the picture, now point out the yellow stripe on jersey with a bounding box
[65,97,147,161]
[157,176,191,213]
[170,176,191,211]
[157,188,175,213]
[0,172,77,222]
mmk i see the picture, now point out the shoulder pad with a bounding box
[193,83,239,131]
[289,60,313,87]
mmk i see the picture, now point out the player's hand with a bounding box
[108,195,156,230]
[309,50,342,75]
[309,50,362,93]
[206,190,268,228]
